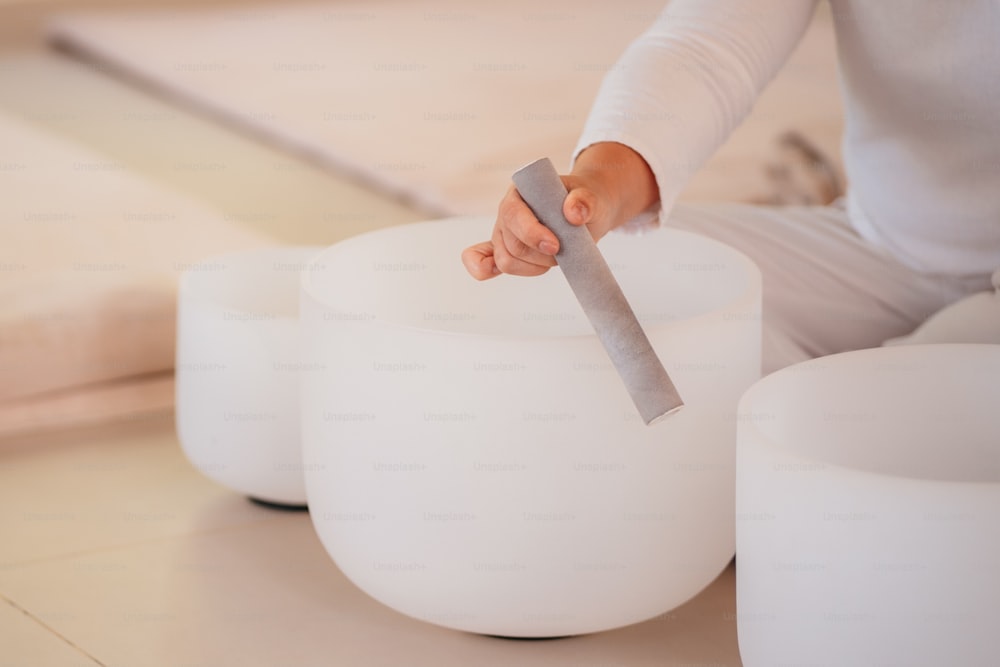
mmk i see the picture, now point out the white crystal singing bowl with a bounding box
[300,216,761,637]
[176,246,321,507]
[736,344,1000,666]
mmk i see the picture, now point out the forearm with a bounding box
[574,0,818,222]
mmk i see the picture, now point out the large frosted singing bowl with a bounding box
[300,216,761,637]
[176,246,320,507]
[736,344,1000,666]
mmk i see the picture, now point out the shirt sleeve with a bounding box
[574,0,819,229]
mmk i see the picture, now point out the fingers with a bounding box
[461,241,501,281]
[501,185,560,257]
[476,185,558,278]
[491,225,555,277]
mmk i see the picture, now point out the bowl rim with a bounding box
[178,244,323,319]
[299,215,763,342]
[736,343,1000,486]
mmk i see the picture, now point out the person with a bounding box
[461,0,1000,373]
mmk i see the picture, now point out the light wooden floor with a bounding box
[0,413,742,666]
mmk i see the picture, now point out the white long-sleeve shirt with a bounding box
[575,0,1000,277]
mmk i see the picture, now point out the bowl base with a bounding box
[248,496,308,512]
[485,635,571,641]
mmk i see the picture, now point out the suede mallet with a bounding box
[512,157,684,425]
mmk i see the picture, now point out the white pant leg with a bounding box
[663,203,991,374]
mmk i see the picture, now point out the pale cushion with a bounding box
[0,110,270,404]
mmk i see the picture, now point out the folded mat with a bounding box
[49,0,844,215]
[0,110,270,437]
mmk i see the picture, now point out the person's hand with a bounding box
[461,142,660,281]
[461,174,617,280]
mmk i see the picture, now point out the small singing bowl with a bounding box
[176,246,321,508]
[736,344,1000,666]
[300,216,761,637]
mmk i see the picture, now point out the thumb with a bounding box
[562,187,601,228]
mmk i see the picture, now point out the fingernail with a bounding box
[539,240,558,255]
[573,202,589,221]
[491,265,501,275]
